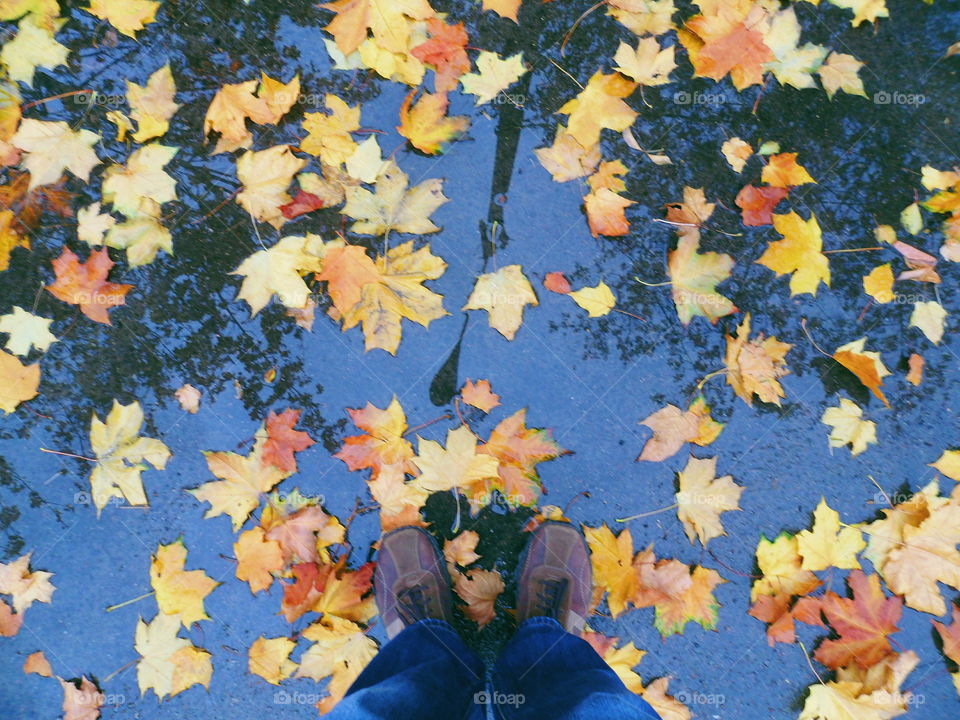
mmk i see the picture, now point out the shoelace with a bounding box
[535,577,569,619]
[396,585,432,625]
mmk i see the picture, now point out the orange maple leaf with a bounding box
[813,570,902,669]
[411,18,470,92]
[263,408,315,473]
[334,397,416,478]
[46,247,132,325]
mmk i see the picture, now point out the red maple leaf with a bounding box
[280,190,325,219]
[46,247,132,325]
[411,18,470,92]
[736,185,788,226]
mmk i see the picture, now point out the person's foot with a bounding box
[516,521,592,633]
[374,526,454,638]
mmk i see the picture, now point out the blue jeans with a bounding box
[326,617,662,720]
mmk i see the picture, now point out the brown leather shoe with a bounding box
[515,521,592,633]
[374,526,455,638]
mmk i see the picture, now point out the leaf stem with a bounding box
[616,502,678,523]
[106,591,154,612]
[39,448,96,462]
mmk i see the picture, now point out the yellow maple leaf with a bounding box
[0,348,39,414]
[294,616,379,713]
[87,0,159,37]
[232,234,329,316]
[459,51,527,104]
[556,71,638,148]
[822,398,877,456]
[397,90,469,154]
[667,231,736,325]
[756,211,830,296]
[568,281,616,317]
[0,552,55,612]
[135,612,200,699]
[819,51,867,99]
[534,128,601,182]
[444,530,481,569]
[89,400,170,514]
[481,0,521,22]
[584,523,638,618]
[102,143,178,218]
[750,533,820,601]
[652,564,724,637]
[831,0,889,27]
[613,38,676,86]
[462,264,538,340]
[796,498,865,571]
[190,436,290,531]
[301,94,360,166]
[675,455,743,546]
[721,137,752,173]
[0,306,57,356]
[128,64,180,143]
[863,263,894,303]
[724,313,792,406]
[11,118,100,190]
[150,539,219,627]
[204,74,299,154]
[248,635,296,685]
[103,215,172,267]
[322,0,434,55]
[761,153,816,188]
[169,645,213,697]
[411,425,500,493]
[236,144,306,229]
[342,159,448,235]
[0,14,68,86]
[637,395,723,463]
[0,209,29,271]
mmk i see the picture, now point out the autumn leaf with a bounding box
[762,153,816,188]
[248,635,296,685]
[1,14,68,86]
[933,607,960,690]
[679,5,773,90]
[652,565,725,638]
[797,498,865,572]
[454,568,503,626]
[475,408,565,507]
[87,0,159,37]
[321,0,434,55]
[308,562,376,623]
[724,313,792,406]
[101,143,178,219]
[568,281,616,317]
[735,185,787,226]
[23,650,52,676]
[463,264,538,340]
[265,504,344,565]
[722,137,752,173]
[863,264,894,303]
[60,676,103,720]
[294,615,379,713]
[819,52,867,99]
[236,145,306,229]
[535,128,601,182]
[338,241,448,354]
[0,306,56,356]
[910,300,947,344]
[12,119,100,189]
[543,271,572,294]
[637,396,723,462]
[585,187,634,237]
[342,159,448,235]
[675,455,743,546]
[150,538,218,627]
[613,38,675,86]
[751,533,821,601]
[0,552,55,613]
[584,524,638,618]
[813,570,902,669]
[89,400,171,514]
[444,530,481,569]
[582,628,645,693]
[204,74,299,154]
[190,436,290,531]
[398,90,469,154]
[0,349,39,413]
[135,612,210,699]
[461,379,500,413]
[459,51,527,105]
[481,0,520,22]
[411,18,470,92]
[301,94,360,166]
[232,234,327,316]
[128,64,180,143]
[0,209,29,271]
[334,396,415,477]
[756,211,830,296]
[822,398,877,456]
[832,337,891,407]
[667,232,736,325]
[262,408,315,472]
[556,71,638,148]
[234,527,284,594]
[410,425,500,494]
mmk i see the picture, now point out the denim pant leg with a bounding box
[491,617,662,720]
[327,619,486,720]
